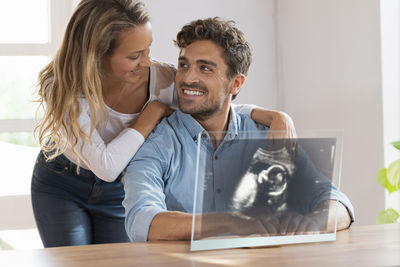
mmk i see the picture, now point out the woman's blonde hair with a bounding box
[35,0,150,167]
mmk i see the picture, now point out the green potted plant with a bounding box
[376,141,400,224]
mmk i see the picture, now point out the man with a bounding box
[123,17,354,242]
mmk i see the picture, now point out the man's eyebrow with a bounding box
[177,57,217,67]
[197,59,217,67]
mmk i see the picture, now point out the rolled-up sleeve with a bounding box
[312,184,355,224]
[122,141,168,242]
[288,146,355,223]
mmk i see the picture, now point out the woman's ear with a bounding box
[230,74,246,96]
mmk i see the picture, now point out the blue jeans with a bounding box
[31,151,130,247]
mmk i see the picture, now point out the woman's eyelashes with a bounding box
[128,55,140,60]
[127,52,141,60]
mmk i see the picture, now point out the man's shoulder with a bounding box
[130,111,186,166]
[234,110,269,132]
[145,111,183,144]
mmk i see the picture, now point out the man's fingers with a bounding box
[260,216,279,236]
[294,217,310,234]
[295,216,321,235]
[253,220,269,236]
[286,214,302,235]
[305,221,320,234]
[279,214,290,235]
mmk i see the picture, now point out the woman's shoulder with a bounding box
[149,59,177,106]
[150,59,176,77]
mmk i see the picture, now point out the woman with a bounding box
[31,0,296,247]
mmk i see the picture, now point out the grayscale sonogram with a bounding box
[229,146,295,216]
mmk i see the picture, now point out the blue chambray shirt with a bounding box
[122,107,354,242]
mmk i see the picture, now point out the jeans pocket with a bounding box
[36,153,70,175]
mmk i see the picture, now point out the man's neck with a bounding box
[193,101,231,150]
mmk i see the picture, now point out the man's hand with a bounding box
[278,200,352,235]
[196,212,281,238]
[278,212,321,235]
[225,212,280,236]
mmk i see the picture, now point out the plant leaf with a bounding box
[376,167,397,193]
[386,182,398,194]
[391,141,400,151]
[387,159,400,192]
[376,208,400,224]
[376,168,387,188]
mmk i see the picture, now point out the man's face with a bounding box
[175,40,233,117]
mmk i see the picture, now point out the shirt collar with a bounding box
[176,109,205,141]
[176,105,239,142]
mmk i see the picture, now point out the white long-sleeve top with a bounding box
[63,60,257,182]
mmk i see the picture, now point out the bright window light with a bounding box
[0,0,49,44]
[0,56,49,120]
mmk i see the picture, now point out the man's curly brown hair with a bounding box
[175,17,252,81]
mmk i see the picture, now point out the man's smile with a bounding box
[183,89,205,96]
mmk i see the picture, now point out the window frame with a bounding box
[0,0,73,134]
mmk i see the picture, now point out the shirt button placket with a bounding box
[213,152,224,212]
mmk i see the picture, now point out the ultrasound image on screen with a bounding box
[230,146,295,216]
[196,137,335,239]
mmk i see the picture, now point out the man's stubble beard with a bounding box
[178,84,230,118]
[180,99,222,117]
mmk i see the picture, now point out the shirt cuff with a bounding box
[122,127,145,144]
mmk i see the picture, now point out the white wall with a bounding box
[145,0,278,109]
[277,0,384,225]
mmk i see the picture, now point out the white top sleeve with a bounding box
[231,103,260,117]
[64,102,144,182]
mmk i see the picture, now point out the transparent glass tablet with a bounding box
[191,130,343,251]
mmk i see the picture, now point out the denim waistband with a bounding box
[38,150,124,182]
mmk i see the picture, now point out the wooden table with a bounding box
[0,224,399,266]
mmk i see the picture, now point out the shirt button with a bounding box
[216,188,222,193]
[214,156,218,160]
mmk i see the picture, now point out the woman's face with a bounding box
[102,22,152,86]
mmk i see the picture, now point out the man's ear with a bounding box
[229,74,246,96]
